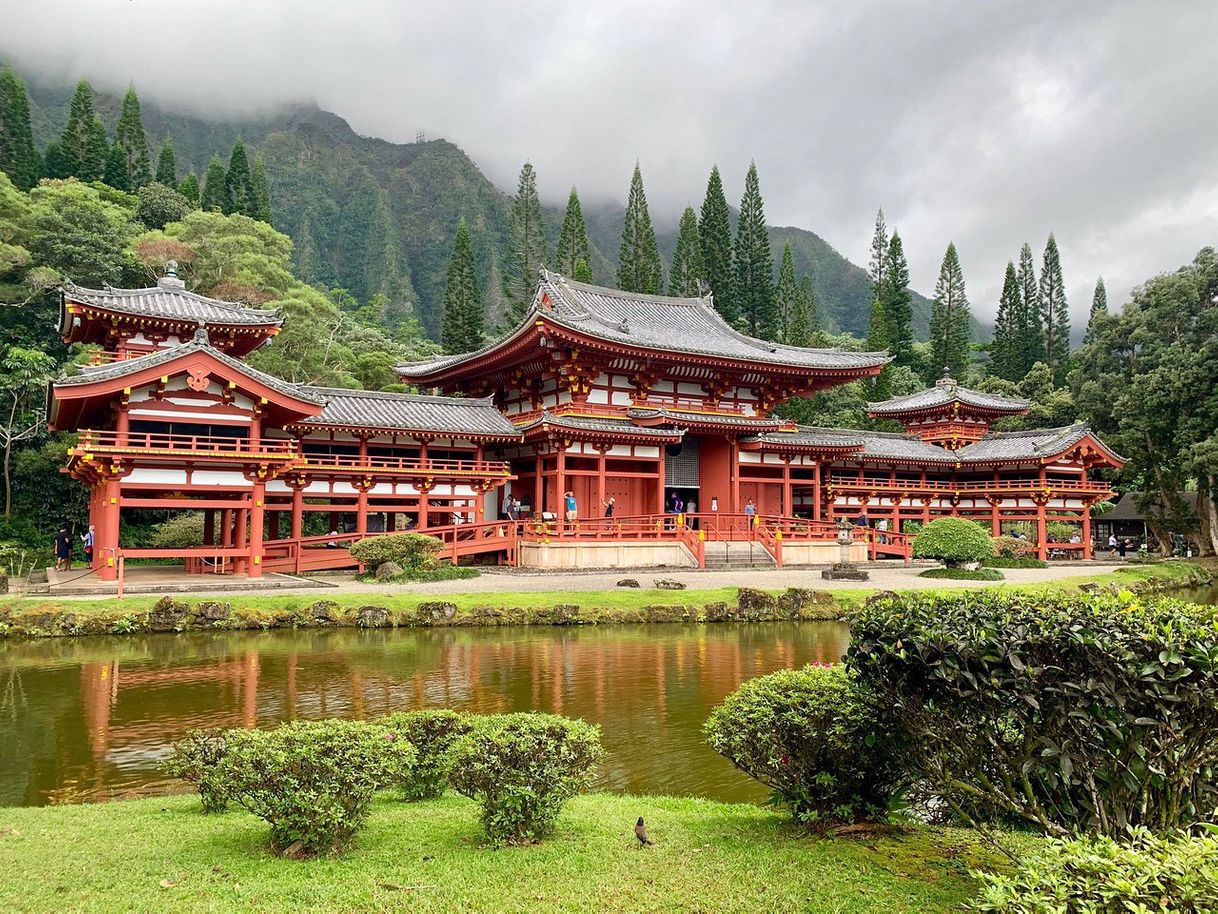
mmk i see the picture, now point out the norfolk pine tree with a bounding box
[115,85,152,189]
[503,161,547,325]
[178,172,200,207]
[102,139,131,191]
[866,209,890,352]
[83,118,109,183]
[59,80,99,179]
[880,231,913,366]
[929,241,971,378]
[555,187,590,277]
[775,241,799,343]
[155,136,177,186]
[1016,242,1044,374]
[200,156,228,211]
[1086,276,1107,342]
[441,217,484,354]
[733,161,775,338]
[668,206,705,297]
[789,274,817,346]
[224,138,254,216]
[251,154,272,223]
[699,165,736,323]
[617,162,663,295]
[1039,233,1070,383]
[990,261,1021,380]
[0,67,40,190]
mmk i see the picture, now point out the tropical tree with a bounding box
[990,261,1021,380]
[555,187,589,279]
[774,241,799,344]
[114,85,152,190]
[155,135,177,186]
[733,161,774,338]
[503,161,547,325]
[441,217,484,354]
[1016,242,1044,373]
[699,165,735,323]
[668,206,704,297]
[1039,233,1070,383]
[0,347,55,516]
[1085,276,1107,342]
[928,242,971,378]
[0,67,40,190]
[617,162,663,294]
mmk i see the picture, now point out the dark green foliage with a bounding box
[380,709,475,801]
[223,138,254,216]
[102,139,130,191]
[911,517,995,566]
[1016,242,1044,372]
[58,80,102,180]
[704,665,904,828]
[879,231,913,365]
[135,181,193,230]
[616,162,662,295]
[1039,234,1070,383]
[348,531,444,573]
[200,155,227,211]
[699,165,736,323]
[847,591,1218,836]
[789,274,817,346]
[26,179,139,287]
[503,161,547,325]
[83,118,108,183]
[1085,275,1106,342]
[41,141,67,180]
[774,241,799,344]
[555,187,589,278]
[250,153,272,223]
[868,208,887,304]
[989,261,1021,380]
[0,67,40,190]
[148,512,204,549]
[982,555,1046,569]
[667,205,704,297]
[441,217,483,353]
[991,534,1038,558]
[155,135,176,186]
[917,566,1004,581]
[177,172,199,206]
[217,719,414,856]
[165,729,233,812]
[572,256,592,283]
[114,86,151,190]
[733,161,775,338]
[451,713,604,845]
[929,242,970,379]
[972,827,1218,912]
[293,214,323,284]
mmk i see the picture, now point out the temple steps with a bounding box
[701,540,777,569]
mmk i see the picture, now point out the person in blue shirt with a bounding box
[80,524,95,566]
[564,490,578,524]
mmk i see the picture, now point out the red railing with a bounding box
[299,452,511,476]
[828,475,1111,494]
[73,429,298,457]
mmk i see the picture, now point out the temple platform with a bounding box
[38,565,328,596]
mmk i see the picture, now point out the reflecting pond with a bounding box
[0,622,848,807]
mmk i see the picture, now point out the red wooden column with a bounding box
[355,437,370,536]
[811,460,822,522]
[248,480,265,577]
[221,509,233,548]
[96,475,121,581]
[990,497,1001,535]
[596,446,607,514]
[418,442,430,529]
[533,452,544,515]
[729,438,739,513]
[475,445,487,521]
[781,457,792,517]
[555,447,567,528]
[1081,502,1093,560]
[656,445,667,514]
[234,506,248,574]
[290,483,304,540]
[1036,466,1048,560]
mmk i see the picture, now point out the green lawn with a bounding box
[0,793,1025,913]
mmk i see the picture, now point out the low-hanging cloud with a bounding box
[3,0,1215,328]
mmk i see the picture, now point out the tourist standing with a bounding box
[81,524,95,567]
[564,490,578,524]
[601,496,615,518]
[506,495,520,522]
[686,496,697,529]
[1108,533,1118,556]
[744,498,756,526]
[1118,538,1127,559]
[54,525,73,571]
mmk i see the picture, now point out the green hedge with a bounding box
[164,728,231,812]
[704,664,904,828]
[982,556,1047,569]
[381,709,474,801]
[848,591,1218,837]
[912,518,995,566]
[918,567,1005,581]
[348,532,443,573]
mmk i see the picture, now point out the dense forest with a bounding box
[2,64,1217,560]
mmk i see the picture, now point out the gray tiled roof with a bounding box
[867,380,1029,415]
[298,388,520,437]
[55,340,324,406]
[954,424,1122,463]
[518,412,685,439]
[401,270,889,377]
[626,406,787,429]
[63,279,283,326]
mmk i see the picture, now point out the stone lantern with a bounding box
[822,518,869,581]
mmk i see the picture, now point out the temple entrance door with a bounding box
[664,440,700,515]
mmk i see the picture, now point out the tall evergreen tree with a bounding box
[224,138,254,216]
[698,165,736,323]
[200,156,227,211]
[879,231,913,365]
[1016,242,1044,374]
[42,141,68,180]
[178,172,200,207]
[555,187,589,278]
[1039,233,1070,382]
[0,67,40,189]
[102,139,130,191]
[617,162,663,295]
[1086,275,1107,342]
[573,257,593,283]
[775,241,799,343]
[155,135,177,186]
[789,274,817,346]
[441,217,484,354]
[250,153,272,223]
[990,261,1021,380]
[868,208,888,300]
[59,80,98,179]
[114,85,151,189]
[668,206,705,297]
[733,161,775,338]
[503,161,547,325]
[929,242,971,378]
[83,117,108,182]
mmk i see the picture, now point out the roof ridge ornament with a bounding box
[158,258,187,290]
[192,321,210,345]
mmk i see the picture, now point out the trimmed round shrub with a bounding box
[983,556,1047,569]
[219,719,415,856]
[972,827,1218,912]
[349,532,443,573]
[704,664,904,828]
[148,512,204,549]
[165,728,235,813]
[381,709,474,801]
[918,566,1004,581]
[912,517,995,566]
[451,713,604,845]
[992,535,1036,559]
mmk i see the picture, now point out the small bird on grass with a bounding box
[635,817,653,846]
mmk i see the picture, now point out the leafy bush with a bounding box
[148,512,204,549]
[704,664,904,828]
[349,532,443,573]
[848,591,1218,837]
[972,827,1218,912]
[1046,521,1080,543]
[918,567,1004,581]
[983,556,1047,569]
[165,728,235,812]
[219,719,414,856]
[992,535,1036,559]
[912,517,995,566]
[451,713,604,845]
[381,709,474,801]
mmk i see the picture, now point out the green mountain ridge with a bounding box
[18,71,941,340]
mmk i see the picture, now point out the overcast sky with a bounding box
[3,0,1215,327]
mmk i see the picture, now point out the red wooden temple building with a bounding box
[49,266,1122,583]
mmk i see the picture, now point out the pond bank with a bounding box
[0,560,1210,640]
[0,792,1029,913]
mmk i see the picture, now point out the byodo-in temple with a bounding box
[48,266,1122,584]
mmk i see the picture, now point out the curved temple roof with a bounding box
[402,270,889,380]
[867,377,1029,416]
[61,278,283,330]
[295,387,520,438]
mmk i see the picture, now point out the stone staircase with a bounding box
[701,540,776,569]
